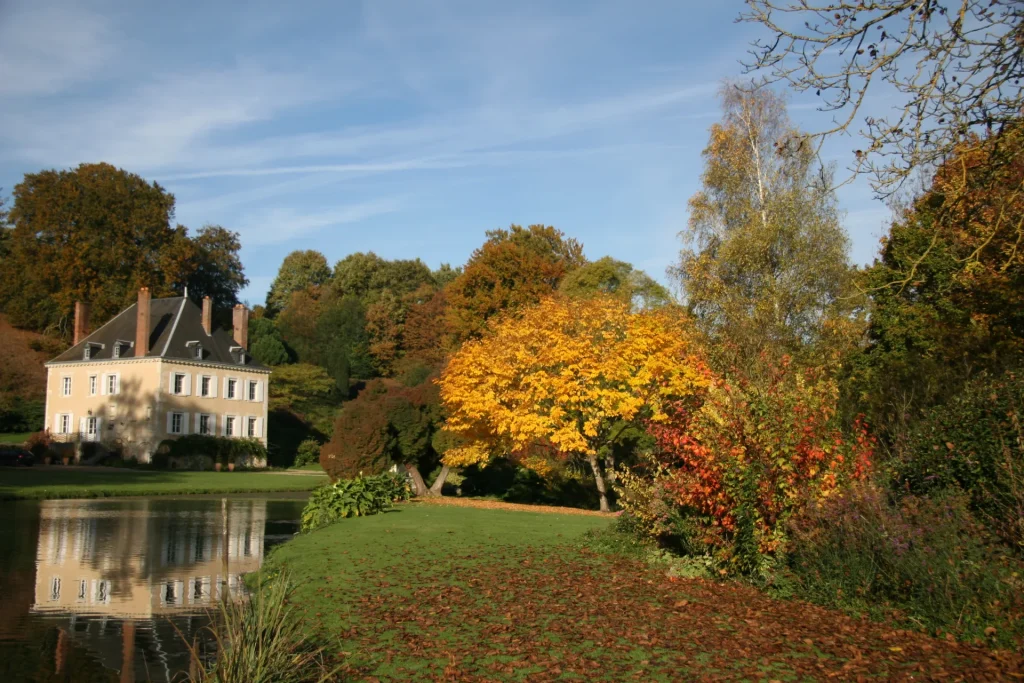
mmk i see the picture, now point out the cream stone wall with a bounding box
[44,359,163,460]
[45,358,270,462]
[157,360,269,446]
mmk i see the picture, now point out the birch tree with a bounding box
[672,86,860,371]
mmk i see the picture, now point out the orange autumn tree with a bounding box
[439,295,709,511]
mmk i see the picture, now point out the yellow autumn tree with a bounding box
[439,295,709,511]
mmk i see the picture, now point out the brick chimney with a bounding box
[232,304,249,348]
[73,302,91,346]
[202,296,213,335]
[135,287,151,357]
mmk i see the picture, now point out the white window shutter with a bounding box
[195,374,202,396]
[79,417,86,436]
[168,372,175,394]
[209,414,217,435]
[221,415,227,437]
[193,413,200,434]
[96,418,103,440]
[222,377,228,399]
[184,374,192,396]
[210,375,218,398]
[182,413,190,435]
[166,412,173,434]
[256,418,263,438]
[256,381,264,402]
[114,373,120,395]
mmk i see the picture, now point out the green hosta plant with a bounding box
[301,472,411,532]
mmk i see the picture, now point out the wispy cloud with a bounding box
[0,2,115,96]
[234,198,405,246]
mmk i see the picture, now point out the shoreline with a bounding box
[0,467,326,501]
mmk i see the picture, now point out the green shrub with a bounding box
[897,371,1024,550]
[300,472,410,532]
[786,482,1024,644]
[459,457,602,510]
[294,439,321,467]
[154,435,268,469]
[26,430,52,461]
[79,442,100,461]
[0,396,44,433]
[251,334,290,366]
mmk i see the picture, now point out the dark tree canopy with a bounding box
[320,378,445,494]
[180,225,248,305]
[445,224,587,341]
[848,122,1024,443]
[332,252,435,304]
[315,292,375,380]
[0,163,246,335]
[265,250,331,317]
[559,256,671,310]
[275,287,322,365]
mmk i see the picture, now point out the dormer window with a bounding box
[186,341,203,361]
[229,345,246,365]
[83,342,104,360]
[111,340,133,359]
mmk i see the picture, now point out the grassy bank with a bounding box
[0,432,32,444]
[0,467,327,500]
[260,502,1016,681]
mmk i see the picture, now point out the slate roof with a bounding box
[47,297,269,371]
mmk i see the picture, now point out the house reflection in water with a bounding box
[30,498,269,682]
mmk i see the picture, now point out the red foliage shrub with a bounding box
[642,358,873,567]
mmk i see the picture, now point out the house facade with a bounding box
[44,288,270,462]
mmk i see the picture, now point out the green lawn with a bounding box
[262,502,1004,682]
[0,467,327,500]
[0,432,32,444]
[288,462,325,472]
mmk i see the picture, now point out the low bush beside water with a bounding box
[300,472,411,532]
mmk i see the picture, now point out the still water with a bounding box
[0,494,308,682]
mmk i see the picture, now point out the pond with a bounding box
[0,494,309,682]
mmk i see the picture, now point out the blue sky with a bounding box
[0,0,894,305]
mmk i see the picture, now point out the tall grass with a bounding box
[181,577,340,683]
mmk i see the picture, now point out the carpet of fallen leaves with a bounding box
[305,544,1024,682]
[413,497,614,517]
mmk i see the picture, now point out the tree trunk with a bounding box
[603,452,617,488]
[404,462,429,497]
[587,454,610,512]
[428,464,450,496]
